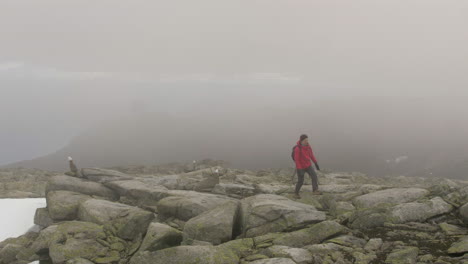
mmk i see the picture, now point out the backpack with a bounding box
[291,145,299,161]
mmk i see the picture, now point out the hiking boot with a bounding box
[293,193,301,199]
[312,190,322,195]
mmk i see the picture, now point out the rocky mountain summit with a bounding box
[0,168,59,198]
[1,161,467,264]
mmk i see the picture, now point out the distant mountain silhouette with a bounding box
[5,97,468,179]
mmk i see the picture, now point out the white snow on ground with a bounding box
[0,198,46,242]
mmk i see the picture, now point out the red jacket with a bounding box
[294,140,318,169]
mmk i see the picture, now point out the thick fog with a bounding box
[1,1,467,179]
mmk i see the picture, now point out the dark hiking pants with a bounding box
[295,166,319,193]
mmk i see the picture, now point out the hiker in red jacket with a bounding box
[293,134,321,198]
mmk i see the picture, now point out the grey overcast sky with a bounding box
[1,0,468,166]
[1,0,467,91]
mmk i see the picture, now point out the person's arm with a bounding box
[309,147,320,170]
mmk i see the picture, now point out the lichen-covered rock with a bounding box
[273,221,348,248]
[390,197,453,224]
[444,186,468,207]
[47,191,93,221]
[81,168,134,183]
[447,236,468,255]
[325,235,367,248]
[417,254,435,263]
[348,205,395,230]
[0,243,24,263]
[428,183,457,198]
[129,245,239,264]
[104,180,170,211]
[15,248,39,263]
[349,197,453,230]
[66,258,95,264]
[26,221,129,264]
[439,223,467,236]
[216,236,259,258]
[77,199,154,240]
[183,200,240,245]
[30,225,58,254]
[261,246,312,264]
[253,184,291,195]
[303,242,354,262]
[139,222,183,252]
[3,232,39,248]
[460,203,468,224]
[212,183,256,198]
[248,258,296,264]
[329,201,356,217]
[0,168,57,198]
[46,175,118,201]
[358,184,385,194]
[157,191,234,221]
[319,184,358,193]
[50,241,108,264]
[34,207,54,228]
[385,247,419,264]
[5,164,468,264]
[47,221,113,264]
[244,254,269,261]
[353,252,377,264]
[239,194,326,237]
[182,168,222,192]
[364,238,383,251]
[353,188,429,209]
[110,160,226,175]
[138,167,223,192]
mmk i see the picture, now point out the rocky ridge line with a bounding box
[0,161,467,264]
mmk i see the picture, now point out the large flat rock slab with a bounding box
[349,197,453,229]
[105,180,169,200]
[78,199,154,240]
[34,207,54,228]
[130,245,239,264]
[460,202,468,224]
[46,191,93,221]
[157,190,235,221]
[390,197,453,223]
[353,188,429,208]
[139,222,183,252]
[318,184,358,194]
[140,167,222,192]
[46,175,118,201]
[385,247,419,264]
[42,221,126,264]
[105,180,170,210]
[447,235,468,255]
[240,194,326,238]
[444,186,468,207]
[48,222,108,264]
[272,220,348,248]
[249,259,296,264]
[349,206,394,230]
[212,183,256,198]
[261,246,313,264]
[183,200,240,245]
[81,168,134,183]
[0,244,24,263]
